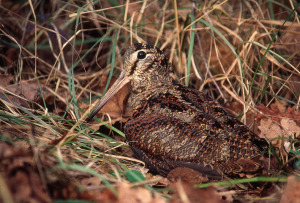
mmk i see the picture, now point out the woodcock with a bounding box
[87,43,267,179]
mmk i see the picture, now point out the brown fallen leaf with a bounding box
[280,176,300,203]
[118,182,165,203]
[4,80,50,107]
[258,118,300,147]
[276,25,300,54]
[258,117,300,165]
[258,118,284,146]
[256,103,300,126]
[167,167,209,184]
[95,182,166,203]
[84,75,132,122]
[281,118,300,138]
[256,102,300,148]
[0,142,96,202]
[0,142,51,202]
[0,74,14,87]
[170,181,228,203]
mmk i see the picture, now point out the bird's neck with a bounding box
[130,74,173,111]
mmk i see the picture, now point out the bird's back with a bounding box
[125,80,266,178]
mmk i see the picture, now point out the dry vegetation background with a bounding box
[0,0,300,202]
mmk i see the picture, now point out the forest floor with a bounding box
[0,0,300,202]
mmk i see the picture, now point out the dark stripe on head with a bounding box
[160,57,169,67]
[155,47,163,54]
[129,60,138,76]
[134,43,154,51]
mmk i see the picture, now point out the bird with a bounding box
[87,43,267,180]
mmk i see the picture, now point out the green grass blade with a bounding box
[196,176,288,189]
[186,13,196,87]
[249,4,299,97]
[102,29,120,96]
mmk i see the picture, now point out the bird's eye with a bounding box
[137,51,147,59]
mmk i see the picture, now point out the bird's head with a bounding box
[86,43,170,121]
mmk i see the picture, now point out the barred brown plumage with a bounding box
[87,43,268,179]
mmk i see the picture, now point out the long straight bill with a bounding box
[86,70,130,122]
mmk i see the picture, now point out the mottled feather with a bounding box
[88,43,267,179]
